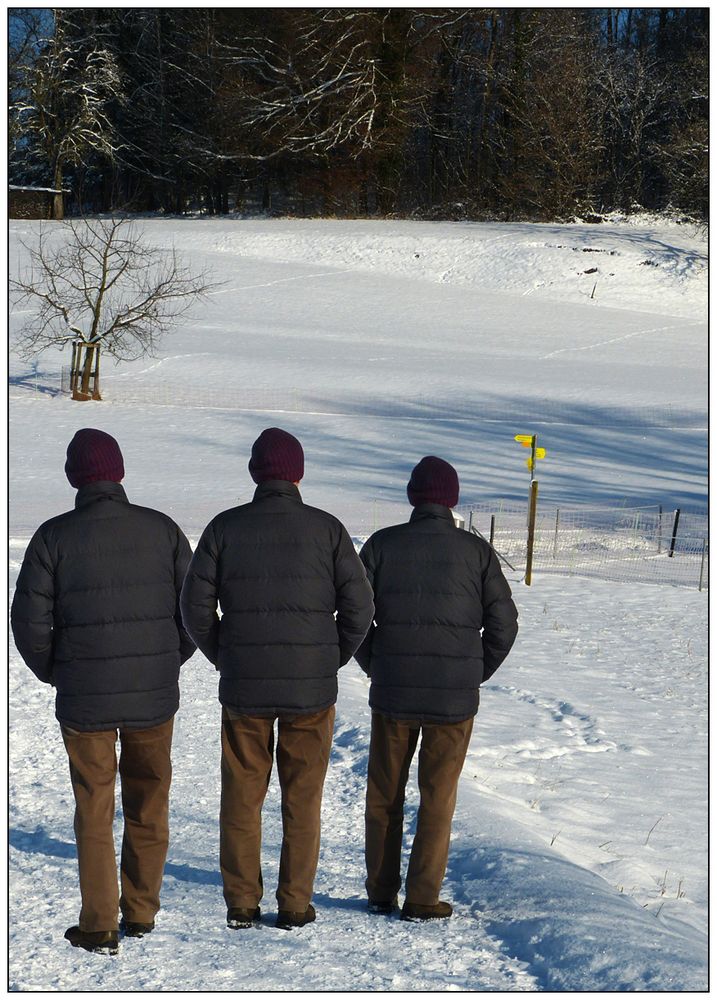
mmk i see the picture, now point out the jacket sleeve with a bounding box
[481,548,519,682]
[334,526,374,667]
[354,536,377,675]
[11,528,55,684]
[174,525,197,665]
[180,521,221,666]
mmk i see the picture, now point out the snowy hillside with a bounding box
[8,217,707,991]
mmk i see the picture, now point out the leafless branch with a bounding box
[11,217,218,363]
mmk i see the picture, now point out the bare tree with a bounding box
[491,10,605,219]
[11,217,213,399]
[595,47,671,210]
[12,10,124,218]
[9,9,47,122]
[658,42,708,219]
[213,10,396,162]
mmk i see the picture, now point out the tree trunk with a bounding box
[78,344,96,398]
[262,168,272,213]
[624,9,633,49]
[53,162,64,220]
[475,12,499,198]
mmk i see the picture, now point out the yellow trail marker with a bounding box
[526,449,546,469]
[514,435,545,584]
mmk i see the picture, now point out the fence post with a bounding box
[525,480,539,586]
[668,509,681,558]
[657,505,663,554]
[489,514,495,547]
[699,538,707,592]
[553,508,560,559]
[468,511,473,533]
[70,341,80,396]
[470,524,518,572]
[91,343,102,400]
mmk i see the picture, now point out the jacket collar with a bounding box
[75,481,129,509]
[252,480,303,503]
[409,503,456,525]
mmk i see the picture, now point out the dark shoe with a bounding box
[227,906,261,929]
[276,903,316,930]
[119,918,154,938]
[401,900,453,922]
[367,897,399,915]
[64,925,119,955]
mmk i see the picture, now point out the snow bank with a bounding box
[205,216,707,320]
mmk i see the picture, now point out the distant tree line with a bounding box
[9,8,709,221]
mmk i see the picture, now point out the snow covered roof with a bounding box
[9,185,69,194]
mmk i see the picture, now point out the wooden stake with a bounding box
[92,343,102,400]
[69,341,78,395]
[525,479,539,586]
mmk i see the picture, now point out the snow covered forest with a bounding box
[9,8,708,220]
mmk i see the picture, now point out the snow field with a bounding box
[8,574,707,991]
[8,217,707,990]
[205,214,708,321]
[10,217,707,524]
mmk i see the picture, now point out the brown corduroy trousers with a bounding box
[61,717,174,932]
[365,712,474,906]
[220,705,335,912]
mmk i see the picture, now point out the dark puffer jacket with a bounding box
[11,482,195,731]
[355,504,518,723]
[180,480,374,716]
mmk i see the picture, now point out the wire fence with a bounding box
[460,501,708,590]
[9,498,707,592]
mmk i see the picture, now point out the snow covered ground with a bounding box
[8,216,708,991]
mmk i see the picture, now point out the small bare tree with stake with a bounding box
[11,217,213,399]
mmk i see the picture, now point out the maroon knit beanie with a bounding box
[248,427,304,484]
[407,456,459,508]
[65,428,125,488]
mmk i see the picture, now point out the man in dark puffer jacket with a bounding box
[180,427,374,931]
[355,456,518,922]
[11,429,195,955]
